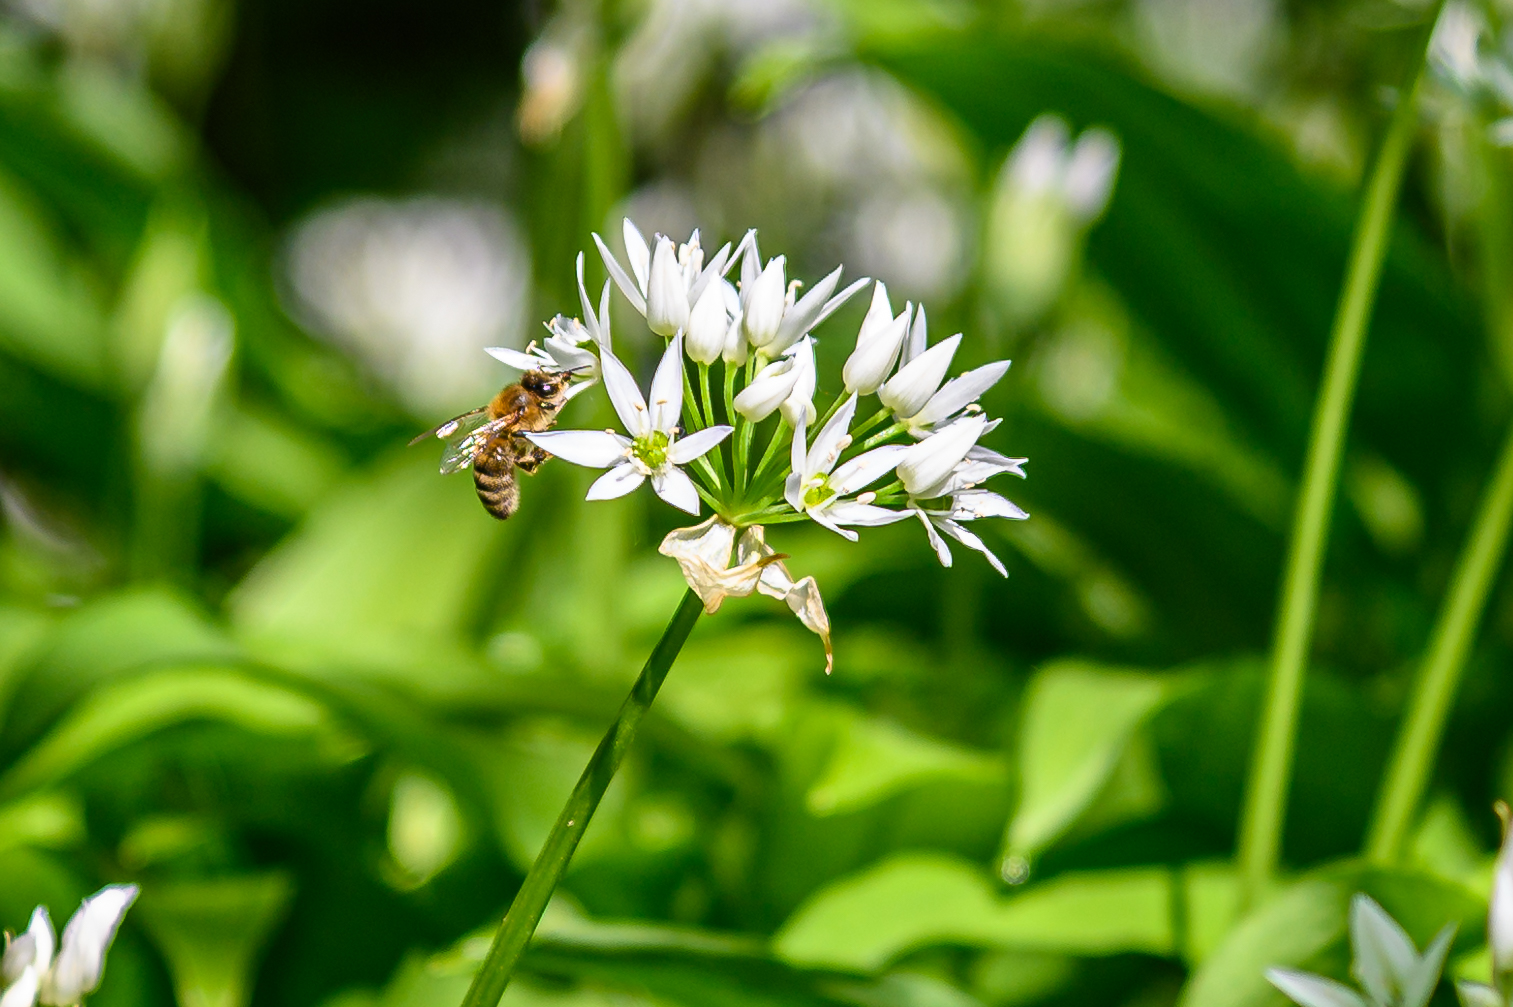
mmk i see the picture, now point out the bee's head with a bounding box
[522,369,565,400]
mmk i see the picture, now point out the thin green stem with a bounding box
[749,418,791,496]
[723,363,739,486]
[1236,31,1434,910]
[1365,418,1513,862]
[681,363,705,431]
[458,591,704,1007]
[699,364,717,429]
[859,422,907,453]
[850,407,894,442]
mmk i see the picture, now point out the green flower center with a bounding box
[802,476,835,510]
[632,429,671,471]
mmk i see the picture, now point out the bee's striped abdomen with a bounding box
[473,438,520,520]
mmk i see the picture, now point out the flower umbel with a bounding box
[2,886,137,1007]
[492,219,1036,669]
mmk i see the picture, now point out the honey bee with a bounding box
[410,369,574,520]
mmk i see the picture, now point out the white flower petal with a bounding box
[898,415,988,498]
[586,462,646,501]
[743,255,787,349]
[486,346,545,371]
[779,337,818,427]
[623,218,650,295]
[829,444,909,496]
[652,467,701,514]
[41,885,136,1007]
[772,265,842,351]
[902,303,928,364]
[647,236,691,337]
[575,252,602,346]
[599,348,650,438]
[806,393,859,478]
[733,358,799,422]
[812,276,871,336]
[593,232,647,314]
[842,307,910,395]
[596,280,613,349]
[784,470,804,513]
[1,966,36,1007]
[937,518,1008,576]
[881,333,962,418]
[687,241,732,307]
[950,489,1029,521]
[649,332,686,434]
[824,500,911,527]
[686,276,729,365]
[807,509,859,542]
[1064,128,1120,221]
[524,430,630,468]
[912,360,1011,429]
[913,507,953,568]
[668,425,733,464]
[966,445,1028,477]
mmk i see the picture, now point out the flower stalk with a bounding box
[458,590,704,1007]
[1236,18,1438,909]
[1365,398,1513,864]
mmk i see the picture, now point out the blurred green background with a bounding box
[0,0,1508,1004]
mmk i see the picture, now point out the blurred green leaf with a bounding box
[775,852,1176,972]
[1005,660,1179,861]
[806,711,1003,817]
[0,664,350,799]
[137,872,295,1007]
[228,451,506,693]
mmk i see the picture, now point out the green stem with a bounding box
[681,363,705,431]
[858,422,907,453]
[458,591,704,1007]
[1235,33,1433,910]
[699,364,717,428]
[749,418,791,497]
[1365,416,1513,862]
[850,406,894,442]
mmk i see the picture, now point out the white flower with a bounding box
[594,220,733,333]
[901,359,1013,435]
[779,336,818,427]
[908,489,1028,577]
[2,885,137,1007]
[784,394,911,541]
[737,238,867,358]
[486,253,607,394]
[1006,116,1121,224]
[880,331,963,419]
[1431,2,1486,92]
[733,343,804,422]
[687,277,736,365]
[842,282,911,395]
[659,518,833,673]
[897,414,991,499]
[1492,801,1513,990]
[525,333,731,514]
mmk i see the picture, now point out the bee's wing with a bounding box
[439,416,518,475]
[409,406,488,447]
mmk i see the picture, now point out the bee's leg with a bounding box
[515,447,551,475]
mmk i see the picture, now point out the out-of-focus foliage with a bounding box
[1,0,1512,1006]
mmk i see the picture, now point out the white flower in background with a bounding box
[2,885,138,1007]
[283,196,531,416]
[785,395,909,540]
[525,334,731,514]
[1269,894,1454,1007]
[842,282,911,395]
[1431,1,1488,93]
[659,518,834,673]
[985,117,1121,323]
[1481,800,1513,1002]
[595,220,736,335]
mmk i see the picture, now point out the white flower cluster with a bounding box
[1430,1,1513,145]
[2,886,136,1007]
[493,220,1028,670]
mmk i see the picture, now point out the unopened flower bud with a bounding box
[686,278,729,364]
[743,256,787,349]
[646,236,689,336]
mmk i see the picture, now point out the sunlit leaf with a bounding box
[806,711,1003,817]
